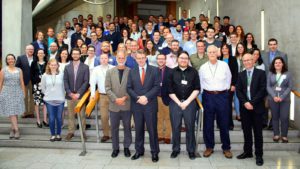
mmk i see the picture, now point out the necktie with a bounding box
[141,67,145,85]
[247,70,252,100]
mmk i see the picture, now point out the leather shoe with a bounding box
[111,149,119,158]
[188,152,196,160]
[22,114,34,118]
[256,156,264,166]
[65,133,74,141]
[158,137,164,142]
[131,153,144,160]
[152,154,159,162]
[164,138,171,144]
[203,148,214,157]
[170,151,180,158]
[223,150,233,159]
[101,136,110,142]
[124,148,131,157]
[236,152,253,159]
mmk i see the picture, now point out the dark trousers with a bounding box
[228,91,234,128]
[110,110,132,150]
[169,100,197,153]
[240,108,263,157]
[45,102,64,136]
[133,108,159,155]
[203,91,231,150]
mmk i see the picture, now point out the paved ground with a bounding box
[0,148,300,169]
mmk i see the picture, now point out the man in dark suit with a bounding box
[236,53,267,166]
[16,45,35,118]
[64,48,90,141]
[154,15,166,31]
[156,53,172,144]
[127,50,160,162]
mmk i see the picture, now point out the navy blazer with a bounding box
[127,65,160,113]
[236,68,267,114]
[16,55,36,86]
[160,66,172,106]
[63,61,90,100]
[31,41,48,57]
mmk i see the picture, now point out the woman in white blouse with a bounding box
[41,59,65,142]
[145,39,159,67]
[58,49,70,73]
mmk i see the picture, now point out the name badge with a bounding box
[109,58,113,62]
[160,82,162,87]
[275,87,282,91]
[181,80,188,85]
[110,41,113,44]
[247,86,250,91]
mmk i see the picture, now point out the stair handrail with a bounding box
[74,89,91,113]
[195,98,204,158]
[85,91,100,117]
[292,90,300,98]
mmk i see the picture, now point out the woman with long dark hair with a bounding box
[243,33,257,53]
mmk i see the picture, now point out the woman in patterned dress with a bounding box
[0,54,25,139]
[30,49,48,128]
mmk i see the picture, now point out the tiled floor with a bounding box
[0,148,300,169]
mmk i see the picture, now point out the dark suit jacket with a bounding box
[31,41,48,57]
[154,23,167,31]
[127,65,160,113]
[236,68,267,114]
[219,56,238,86]
[30,61,47,85]
[103,31,121,52]
[160,66,172,106]
[16,55,36,85]
[63,61,90,100]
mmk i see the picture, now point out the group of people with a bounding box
[0,11,293,166]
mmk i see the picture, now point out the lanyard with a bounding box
[275,73,282,86]
[208,62,218,79]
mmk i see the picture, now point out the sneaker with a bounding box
[50,135,56,142]
[55,135,62,141]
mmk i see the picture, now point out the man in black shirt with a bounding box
[103,22,121,52]
[168,51,200,160]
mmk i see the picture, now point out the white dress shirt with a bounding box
[90,64,114,97]
[84,56,96,74]
[199,60,232,91]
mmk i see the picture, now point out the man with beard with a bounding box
[71,23,82,48]
[65,21,75,38]
[125,40,139,68]
[64,48,90,141]
[166,40,181,68]
[171,24,183,43]
[101,41,117,65]
[105,51,132,158]
[80,27,91,46]
[103,22,121,52]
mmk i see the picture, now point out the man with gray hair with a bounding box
[199,45,233,159]
[105,50,132,158]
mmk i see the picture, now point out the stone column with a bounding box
[2,0,32,64]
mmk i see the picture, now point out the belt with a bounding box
[100,93,107,95]
[204,90,227,95]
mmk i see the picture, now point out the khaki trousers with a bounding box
[99,94,110,137]
[157,97,171,139]
[24,81,34,115]
[67,100,86,134]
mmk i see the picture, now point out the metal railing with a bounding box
[195,98,204,157]
[74,89,90,156]
[291,90,300,154]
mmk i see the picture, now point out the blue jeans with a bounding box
[45,102,64,136]
[234,91,240,116]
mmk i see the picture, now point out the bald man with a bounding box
[16,45,35,118]
[236,53,266,166]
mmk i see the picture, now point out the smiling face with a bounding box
[242,53,254,69]
[178,52,189,68]
[6,55,16,66]
[274,58,283,71]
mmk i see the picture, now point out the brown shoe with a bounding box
[101,136,110,142]
[203,148,214,157]
[22,114,34,118]
[65,133,74,141]
[164,138,171,144]
[223,150,233,159]
[158,137,165,142]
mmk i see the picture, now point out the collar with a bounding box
[246,67,254,72]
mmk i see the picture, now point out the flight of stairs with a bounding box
[0,116,299,153]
